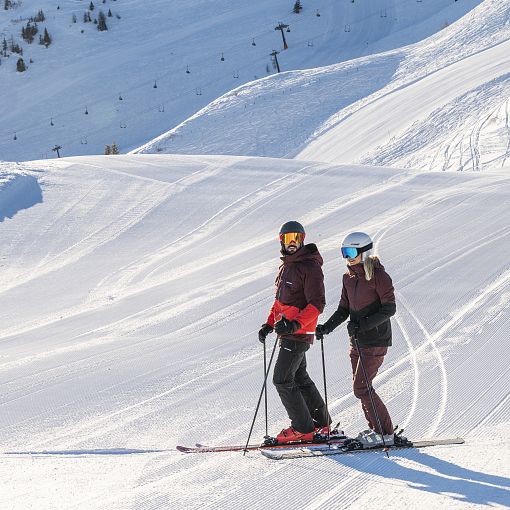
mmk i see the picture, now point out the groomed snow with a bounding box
[0,154,508,509]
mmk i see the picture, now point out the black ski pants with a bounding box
[273,338,330,433]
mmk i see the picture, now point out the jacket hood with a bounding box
[281,243,323,266]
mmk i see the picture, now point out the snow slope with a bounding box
[135,0,510,171]
[1,0,480,162]
[0,154,509,509]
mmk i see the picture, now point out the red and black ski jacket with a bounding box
[324,260,396,347]
[266,243,325,344]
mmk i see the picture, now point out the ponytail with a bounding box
[363,255,379,281]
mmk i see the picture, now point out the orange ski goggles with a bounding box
[279,232,305,245]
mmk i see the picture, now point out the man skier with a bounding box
[258,221,331,444]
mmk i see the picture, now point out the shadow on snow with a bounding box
[330,448,510,506]
[2,448,171,456]
[0,174,43,222]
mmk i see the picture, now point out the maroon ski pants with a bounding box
[350,345,393,435]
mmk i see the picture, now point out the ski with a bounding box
[260,437,465,460]
[176,435,348,454]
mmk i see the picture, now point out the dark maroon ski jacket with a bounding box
[266,243,326,344]
[323,260,396,347]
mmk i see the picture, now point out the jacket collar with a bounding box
[281,243,323,266]
[347,262,365,277]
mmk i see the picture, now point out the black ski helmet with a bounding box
[279,221,305,254]
[279,220,305,236]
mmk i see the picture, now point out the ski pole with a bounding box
[263,337,268,438]
[243,335,279,455]
[319,336,330,442]
[353,331,389,457]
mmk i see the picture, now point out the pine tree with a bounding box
[11,39,22,54]
[43,28,52,47]
[89,1,94,11]
[111,143,120,154]
[16,57,26,72]
[107,9,112,17]
[4,0,12,11]
[104,145,111,155]
[22,22,38,44]
[97,10,108,31]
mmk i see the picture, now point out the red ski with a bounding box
[176,436,348,454]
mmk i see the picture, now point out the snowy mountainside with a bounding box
[1,0,480,162]
[0,154,509,509]
[135,0,510,172]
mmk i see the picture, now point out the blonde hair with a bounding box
[363,255,379,281]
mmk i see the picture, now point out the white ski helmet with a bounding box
[341,232,373,260]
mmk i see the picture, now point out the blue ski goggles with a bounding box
[341,247,361,259]
[341,242,373,259]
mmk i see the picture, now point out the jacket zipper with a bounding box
[275,265,287,322]
[353,275,359,321]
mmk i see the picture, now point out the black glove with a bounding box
[315,324,330,341]
[347,320,360,338]
[274,317,301,335]
[258,324,273,343]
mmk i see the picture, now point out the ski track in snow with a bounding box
[93,162,327,299]
[396,295,448,438]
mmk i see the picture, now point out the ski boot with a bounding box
[270,426,315,445]
[313,422,346,442]
[341,429,394,450]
